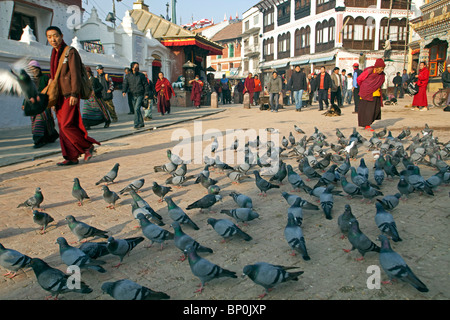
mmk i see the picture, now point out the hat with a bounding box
[96,65,104,70]
[374,58,386,68]
[28,60,41,69]
[353,63,359,67]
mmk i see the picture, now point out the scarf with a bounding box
[155,77,174,101]
[357,66,385,102]
[50,40,67,79]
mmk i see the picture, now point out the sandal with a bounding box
[57,159,79,166]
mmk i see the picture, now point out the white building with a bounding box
[241,6,263,77]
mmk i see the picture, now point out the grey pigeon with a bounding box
[383,156,400,179]
[253,170,280,196]
[220,208,260,226]
[119,178,145,195]
[0,243,31,278]
[165,174,195,187]
[378,235,428,292]
[281,192,319,211]
[79,242,110,260]
[129,190,164,225]
[136,213,174,250]
[172,163,188,177]
[95,163,120,185]
[319,185,334,220]
[374,161,385,186]
[286,165,312,193]
[72,178,90,206]
[101,279,170,300]
[376,193,401,211]
[164,196,199,230]
[242,262,304,298]
[166,149,184,165]
[186,194,222,213]
[281,136,289,148]
[65,215,109,243]
[227,170,248,184]
[154,161,178,174]
[344,220,380,260]
[17,187,43,210]
[374,203,402,242]
[335,155,350,179]
[152,182,172,202]
[196,173,218,190]
[32,210,54,234]
[29,258,92,299]
[229,191,253,209]
[171,222,213,261]
[337,204,357,239]
[360,181,384,202]
[294,124,305,134]
[351,167,380,190]
[131,201,165,226]
[302,160,322,181]
[269,161,287,184]
[101,185,120,209]
[288,132,295,146]
[407,165,434,196]
[211,137,219,153]
[231,138,239,152]
[208,184,221,195]
[314,164,338,187]
[357,158,369,179]
[106,236,144,267]
[207,218,252,242]
[287,198,304,227]
[185,245,237,293]
[215,156,233,172]
[310,185,343,199]
[284,213,310,260]
[397,176,415,199]
[340,176,362,199]
[313,153,332,171]
[56,237,106,273]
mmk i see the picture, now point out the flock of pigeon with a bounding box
[1,122,449,300]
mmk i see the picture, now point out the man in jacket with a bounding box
[331,67,343,107]
[267,71,283,112]
[122,62,150,129]
[288,65,307,112]
[392,72,403,99]
[253,74,262,106]
[123,67,134,114]
[96,65,118,122]
[317,66,332,111]
[352,63,363,113]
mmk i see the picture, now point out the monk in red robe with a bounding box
[357,58,386,132]
[189,75,203,108]
[244,73,255,105]
[155,72,175,115]
[412,62,430,111]
[46,26,99,166]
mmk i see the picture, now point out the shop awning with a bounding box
[310,56,335,63]
[271,63,289,69]
[291,59,310,66]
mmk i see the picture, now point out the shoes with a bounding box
[365,126,374,132]
[104,120,111,128]
[57,159,79,166]
[134,125,144,129]
[33,142,47,149]
[420,107,428,111]
[84,145,94,162]
[127,112,134,115]
[144,117,152,121]
[412,107,420,111]
[295,109,301,112]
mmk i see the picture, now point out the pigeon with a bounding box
[164,196,199,230]
[407,165,434,196]
[294,124,305,134]
[119,178,145,195]
[79,242,110,260]
[284,213,310,260]
[172,163,188,177]
[377,235,428,292]
[196,173,218,190]
[210,137,219,153]
[340,176,362,199]
[376,193,402,211]
[154,161,178,174]
[319,185,334,220]
[95,163,120,185]
[166,149,184,165]
[231,138,239,152]
[208,184,221,195]
[106,236,145,268]
[287,198,304,227]
[215,156,234,172]
[376,127,387,138]
[29,258,92,300]
[286,165,312,193]
[32,210,54,234]
[184,244,237,293]
[310,185,343,199]
[288,132,296,146]
[227,170,248,184]
[195,165,212,183]
[17,187,44,210]
[152,182,172,202]
[315,164,338,187]
[337,204,357,239]
[302,160,322,181]
[281,136,289,148]
[360,181,384,202]
[101,185,120,209]
[186,194,222,213]
[135,213,174,249]
[242,262,304,299]
[345,141,358,159]
[165,174,195,187]
[357,158,369,179]
[374,202,402,242]
[72,178,90,206]
[374,161,385,186]
[171,222,213,261]
[343,220,380,260]
[65,215,108,243]
[397,176,415,199]
[252,170,280,196]
[351,167,380,190]
[207,218,252,242]
[220,208,260,226]
[56,237,106,273]
[313,153,332,171]
[281,192,319,211]
[101,279,170,300]
[383,156,400,179]
[229,192,253,209]
[335,155,351,179]
[269,161,287,184]
[0,243,32,278]
[131,201,165,227]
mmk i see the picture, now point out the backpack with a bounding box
[406,82,419,96]
[65,46,93,100]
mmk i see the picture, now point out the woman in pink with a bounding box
[412,62,430,111]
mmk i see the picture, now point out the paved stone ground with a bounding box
[0,96,448,301]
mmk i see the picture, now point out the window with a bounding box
[253,15,259,25]
[277,2,291,26]
[245,20,250,31]
[9,11,37,41]
[427,40,448,77]
[263,7,275,32]
[253,35,259,46]
[229,44,235,58]
[343,16,375,50]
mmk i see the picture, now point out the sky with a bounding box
[83,0,254,27]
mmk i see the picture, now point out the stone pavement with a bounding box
[0,106,225,168]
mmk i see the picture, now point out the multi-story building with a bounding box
[241,6,263,77]
[252,0,423,87]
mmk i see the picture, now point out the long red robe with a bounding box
[412,67,429,107]
[50,41,99,161]
[190,80,203,107]
[155,78,175,114]
[357,66,385,128]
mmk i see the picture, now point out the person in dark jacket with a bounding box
[392,72,403,99]
[123,67,134,114]
[288,65,307,112]
[82,66,111,130]
[352,63,363,113]
[317,66,332,111]
[96,65,118,122]
[122,62,150,129]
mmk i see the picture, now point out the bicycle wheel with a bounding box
[433,90,448,107]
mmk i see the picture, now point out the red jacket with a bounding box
[244,77,255,93]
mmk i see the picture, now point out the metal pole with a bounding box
[403,0,410,70]
[386,0,393,40]
[112,0,116,28]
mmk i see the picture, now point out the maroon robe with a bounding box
[412,67,429,107]
[155,77,175,114]
[190,80,203,107]
[356,67,385,128]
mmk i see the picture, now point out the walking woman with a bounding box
[412,62,430,111]
[356,58,386,132]
[155,72,175,115]
[82,66,111,130]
